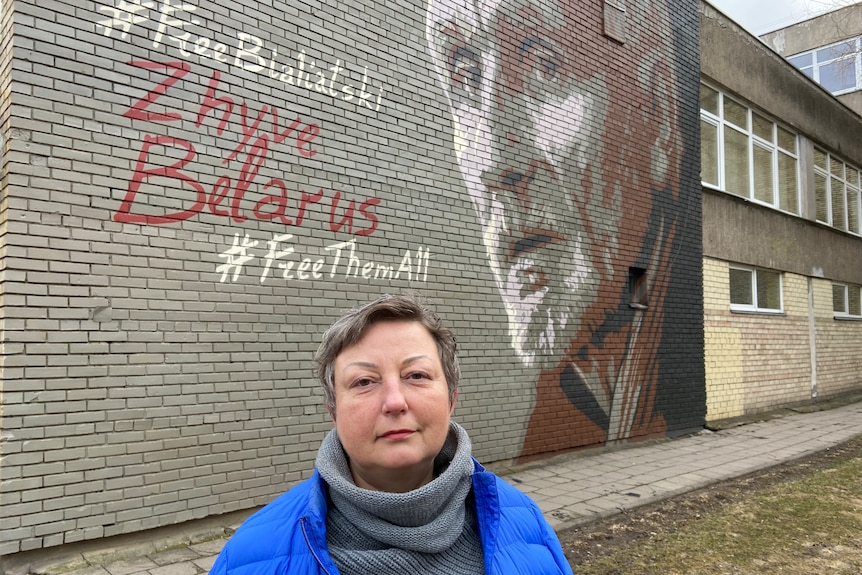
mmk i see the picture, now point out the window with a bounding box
[700,84,799,214]
[833,283,862,318]
[788,36,862,96]
[814,147,862,235]
[729,266,783,313]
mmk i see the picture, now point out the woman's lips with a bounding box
[380,429,415,440]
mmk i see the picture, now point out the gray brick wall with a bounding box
[0,0,705,556]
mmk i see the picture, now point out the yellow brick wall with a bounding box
[814,279,862,397]
[703,258,821,421]
[703,258,744,420]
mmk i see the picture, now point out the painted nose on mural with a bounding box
[500,166,535,213]
[481,135,540,215]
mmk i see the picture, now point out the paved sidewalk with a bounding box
[8,398,862,575]
[518,399,862,531]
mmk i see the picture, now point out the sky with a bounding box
[708,0,861,35]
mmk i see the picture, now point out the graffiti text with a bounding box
[113,60,380,233]
[217,234,430,284]
[97,0,386,111]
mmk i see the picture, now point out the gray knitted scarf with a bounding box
[315,422,484,575]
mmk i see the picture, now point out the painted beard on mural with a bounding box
[427,0,681,455]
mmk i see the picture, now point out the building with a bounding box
[1,0,859,563]
[760,3,862,116]
[0,0,705,557]
[700,2,862,421]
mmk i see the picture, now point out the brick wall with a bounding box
[814,280,862,397]
[704,257,862,421]
[0,0,704,555]
[703,258,745,420]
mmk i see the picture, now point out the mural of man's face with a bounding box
[427,0,612,369]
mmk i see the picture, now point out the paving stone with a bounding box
[63,566,111,575]
[104,558,159,575]
[147,562,199,575]
[150,549,201,567]
[188,539,227,556]
[192,555,218,572]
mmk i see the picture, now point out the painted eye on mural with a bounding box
[450,46,482,101]
[520,37,563,84]
[536,53,562,82]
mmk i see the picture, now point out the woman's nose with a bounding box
[381,379,408,414]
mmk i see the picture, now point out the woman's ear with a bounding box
[449,390,458,414]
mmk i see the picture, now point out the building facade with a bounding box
[700,2,862,421]
[760,3,862,117]
[0,0,705,556]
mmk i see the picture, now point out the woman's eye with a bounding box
[406,372,428,380]
[353,378,373,388]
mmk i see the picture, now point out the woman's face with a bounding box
[332,320,456,492]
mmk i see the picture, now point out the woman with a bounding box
[210,294,573,574]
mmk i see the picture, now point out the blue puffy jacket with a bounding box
[210,459,573,574]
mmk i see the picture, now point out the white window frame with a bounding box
[729,265,784,314]
[788,36,862,96]
[833,282,862,319]
[700,83,800,215]
[813,147,862,236]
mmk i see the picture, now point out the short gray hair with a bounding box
[314,294,460,416]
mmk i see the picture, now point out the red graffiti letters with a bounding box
[114,60,379,235]
[123,60,191,123]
